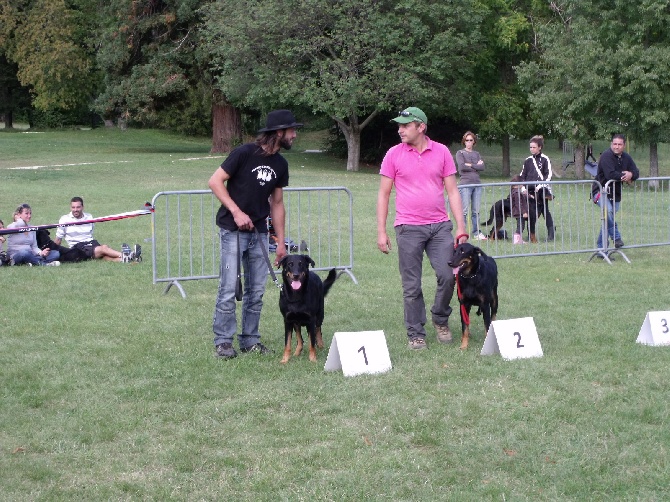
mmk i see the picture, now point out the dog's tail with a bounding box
[323,268,337,297]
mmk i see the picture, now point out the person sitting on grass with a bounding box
[6,204,61,266]
[0,219,10,266]
[53,197,141,263]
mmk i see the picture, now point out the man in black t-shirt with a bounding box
[208,109,302,359]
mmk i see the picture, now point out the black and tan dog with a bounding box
[448,242,498,350]
[483,197,512,240]
[278,254,337,363]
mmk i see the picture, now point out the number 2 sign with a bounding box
[636,311,670,346]
[324,331,393,377]
[480,317,544,360]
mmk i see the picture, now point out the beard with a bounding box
[280,137,293,150]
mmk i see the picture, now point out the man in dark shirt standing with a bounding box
[593,134,639,249]
[208,110,302,359]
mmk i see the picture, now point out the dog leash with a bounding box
[254,227,283,291]
[455,275,470,326]
[235,232,243,301]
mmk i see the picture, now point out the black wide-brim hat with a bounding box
[258,109,304,132]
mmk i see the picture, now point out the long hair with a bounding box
[254,131,283,156]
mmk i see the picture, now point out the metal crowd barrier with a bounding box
[150,187,356,298]
[597,177,670,264]
[459,177,670,265]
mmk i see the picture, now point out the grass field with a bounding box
[1,127,669,501]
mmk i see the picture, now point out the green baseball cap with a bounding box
[391,107,428,125]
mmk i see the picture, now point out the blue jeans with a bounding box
[10,249,60,265]
[596,196,621,248]
[213,229,269,349]
[394,221,455,340]
[459,186,483,234]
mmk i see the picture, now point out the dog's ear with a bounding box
[278,256,287,268]
[304,255,315,268]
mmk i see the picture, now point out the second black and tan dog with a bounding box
[448,242,498,350]
[483,197,512,240]
[278,254,337,363]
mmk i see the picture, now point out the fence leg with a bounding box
[164,281,187,299]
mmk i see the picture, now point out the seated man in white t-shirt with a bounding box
[54,197,141,263]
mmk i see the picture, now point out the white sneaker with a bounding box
[121,243,132,263]
[473,232,488,241]
[46,261,61,267]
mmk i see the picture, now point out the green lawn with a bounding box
[1,127,669,501]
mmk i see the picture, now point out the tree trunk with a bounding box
[501,135,511,177]
[0,85,12,128]
[344,127,361,172]
[211,90,241,154]
[3,111,13,129]
[337,114,361,172]
[649,142,659,189]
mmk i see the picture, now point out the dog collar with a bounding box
[459,262,479,279]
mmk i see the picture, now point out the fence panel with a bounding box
[463,177,670,263]
[464,180,604,259]
[602,177,670,263]
[151,187,356,297]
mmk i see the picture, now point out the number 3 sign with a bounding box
[324,331,393,377]
[637,311,670,346]
[480,317,544,360]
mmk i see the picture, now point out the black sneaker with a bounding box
[132,244,142,262]
[614,239,624,248]
[215,342,237,359]
[240,342,273,355]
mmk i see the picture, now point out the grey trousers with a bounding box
[394,221,456,340]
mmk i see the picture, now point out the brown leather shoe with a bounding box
[434,322,453,344]
[408,337,427,350]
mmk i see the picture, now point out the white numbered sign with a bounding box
[480,317,543,360]
[324,330,392,377]
[636,311,670,346]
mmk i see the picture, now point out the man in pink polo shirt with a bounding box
[377,107,467,350]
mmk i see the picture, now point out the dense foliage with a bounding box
[2,0,670,169]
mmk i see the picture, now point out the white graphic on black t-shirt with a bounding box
[253,165,276,186]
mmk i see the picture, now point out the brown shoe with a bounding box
[434,322,453,344]
[408,337,427,350]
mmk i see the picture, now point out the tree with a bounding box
[516,0,670,178]
[203,0,479,171]
[471,0,549,177]
[94,0,214,132]
[1,0,99,118]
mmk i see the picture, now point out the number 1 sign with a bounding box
[480,317,544,360]
[636,311,670,346]
[324,331,392,377]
